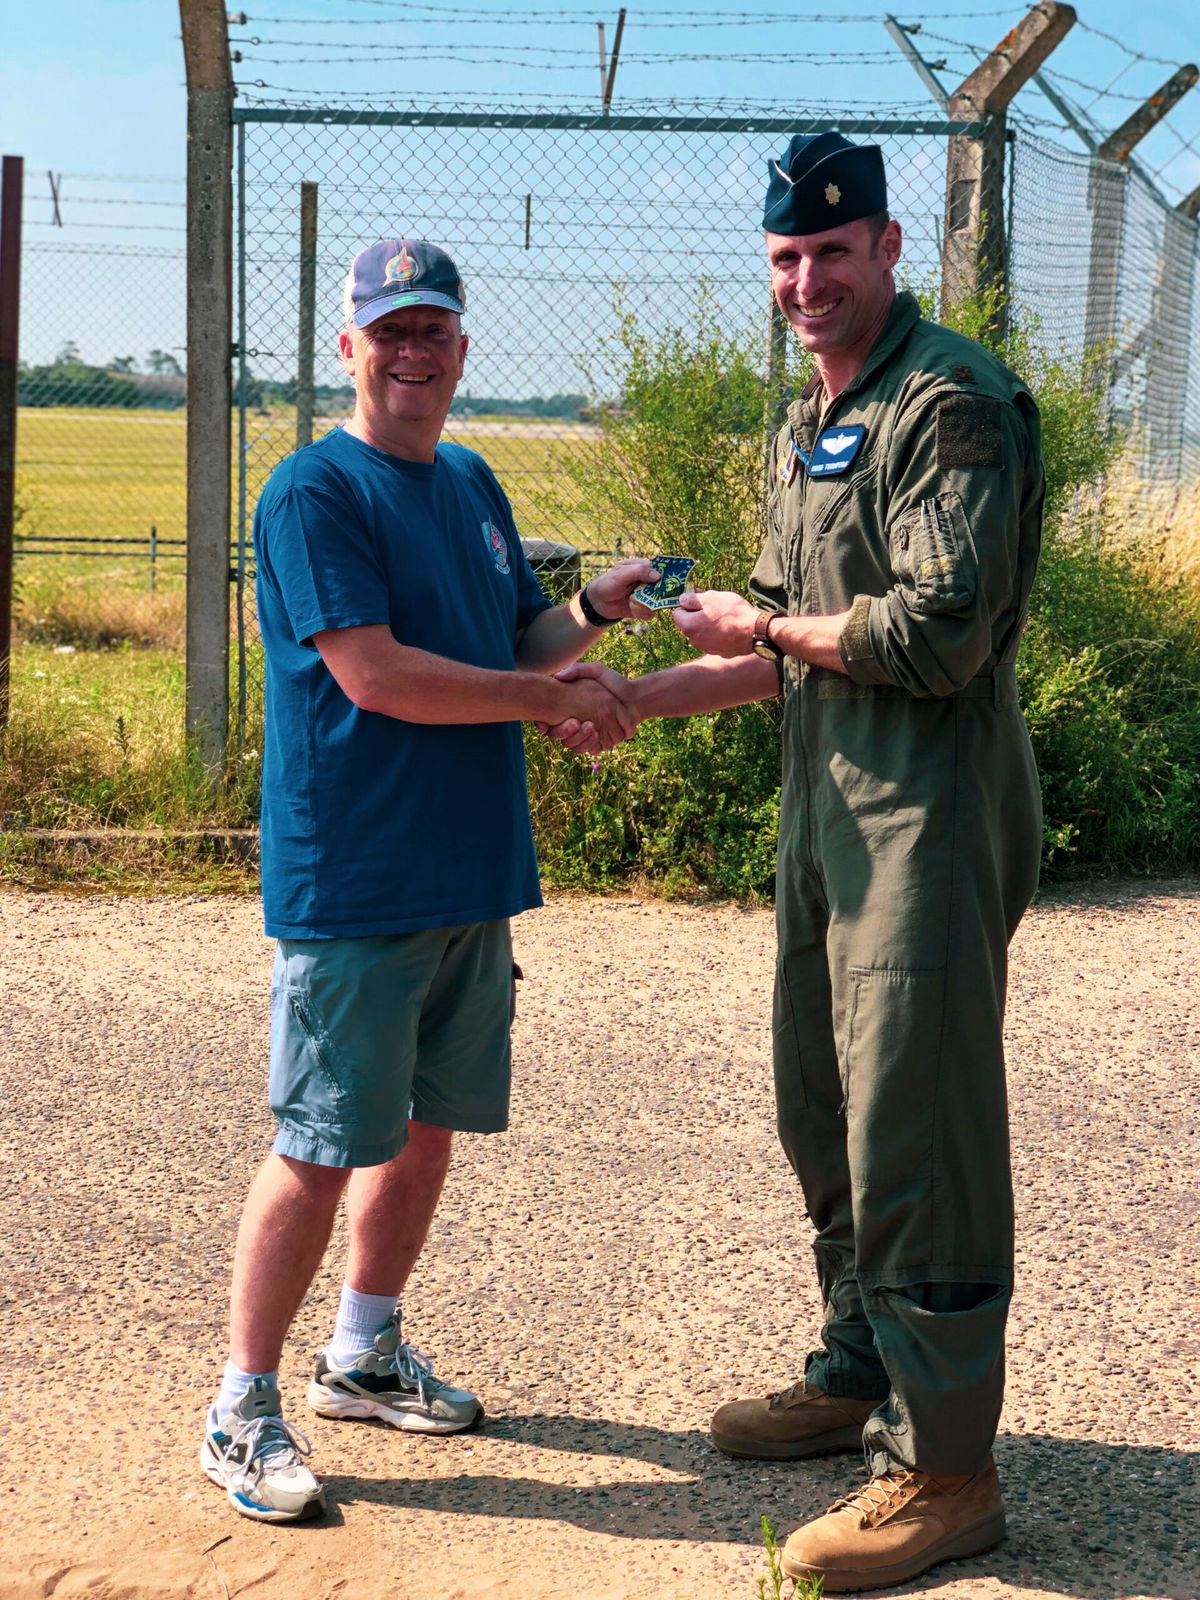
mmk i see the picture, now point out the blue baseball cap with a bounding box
[344,239,467,327]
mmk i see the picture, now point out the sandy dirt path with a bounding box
[0,884,1197,1600]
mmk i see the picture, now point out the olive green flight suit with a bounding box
[749,290,1044,1478]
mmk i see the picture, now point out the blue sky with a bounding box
[3,0,1197,190]
[2,0,1197,377]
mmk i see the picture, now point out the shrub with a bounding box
[527,281,1200,890]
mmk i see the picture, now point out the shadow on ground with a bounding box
[318,1418,1199,1599]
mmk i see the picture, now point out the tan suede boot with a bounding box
[780,1460,1005,1592]
[710,1379,876,1460]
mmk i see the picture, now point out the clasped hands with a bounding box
[539,577,761,758]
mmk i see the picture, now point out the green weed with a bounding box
[756,1517,824,1600]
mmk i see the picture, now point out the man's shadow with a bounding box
[316,1416,1198,1598]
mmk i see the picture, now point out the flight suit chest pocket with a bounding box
[887,490,976,614]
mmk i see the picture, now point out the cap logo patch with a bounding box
[384,246,417,286]
[825,183,841,206]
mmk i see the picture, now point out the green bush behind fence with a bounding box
[527,287,1200,892]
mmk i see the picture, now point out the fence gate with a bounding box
[231,107,981,749]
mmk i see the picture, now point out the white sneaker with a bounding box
[307,1314,481,1434]
[201,1377,324,1522]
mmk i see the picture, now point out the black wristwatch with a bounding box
[579,583,620,628]
[752,610,785,661]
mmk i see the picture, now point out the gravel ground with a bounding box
[0,883,1197,1600]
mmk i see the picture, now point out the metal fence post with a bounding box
[0,155,23,733]
[941,2,1076,331]
[763,291,789,479]
[295,180,318,451]
[180,0,234,777]
[149,525,158,592]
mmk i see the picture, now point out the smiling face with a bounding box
[766,215,902,395]
[338,304,468,461]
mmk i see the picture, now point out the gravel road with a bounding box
[0,883,1197,1600]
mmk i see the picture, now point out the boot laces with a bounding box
[768,1379,810,1410]
[834,1469,921,1524]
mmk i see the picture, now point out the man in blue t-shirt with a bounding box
[201,238,655,1524]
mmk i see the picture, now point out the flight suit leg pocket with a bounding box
[862,1280,1010,1475]
[840,965,945,1267]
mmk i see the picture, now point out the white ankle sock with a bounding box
[212,1360,279,1423]
[330,1285,398,1367]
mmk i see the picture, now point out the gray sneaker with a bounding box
[307,1314,482,1434]
[200,1378,324,1523]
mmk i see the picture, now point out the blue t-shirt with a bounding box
[254,426,553,939]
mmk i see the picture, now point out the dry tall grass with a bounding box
[1097,460,1200,589]
[15,570,187,651]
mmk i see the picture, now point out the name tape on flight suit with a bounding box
[808,424,866,478]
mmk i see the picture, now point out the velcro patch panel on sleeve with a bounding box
[935,394,1003,470]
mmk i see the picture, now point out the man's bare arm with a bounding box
[547,651,779,754]
[628,651,781,718]
[315,624,635,743]
[515,557,657,674]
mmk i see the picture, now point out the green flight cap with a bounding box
[763,132,888,235]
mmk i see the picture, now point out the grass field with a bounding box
[14,405,596,555]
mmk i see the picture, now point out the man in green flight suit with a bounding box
[551,132,1044,1590]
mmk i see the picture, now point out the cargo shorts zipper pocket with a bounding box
[280,986,351,1106]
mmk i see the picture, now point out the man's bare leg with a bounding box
[228,1153,350,1373]
[343,1119,454,1295]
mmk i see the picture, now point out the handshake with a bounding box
[534,556,769,757]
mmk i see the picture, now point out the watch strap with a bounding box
[579,583,620,628]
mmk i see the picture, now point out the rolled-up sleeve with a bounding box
[838,391,1036,696]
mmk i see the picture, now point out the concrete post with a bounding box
[179,0,234,777]
[941,2,1076,326]
[295,180,318,452]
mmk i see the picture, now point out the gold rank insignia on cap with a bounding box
[825,183,841,206]
[384,245,417,285]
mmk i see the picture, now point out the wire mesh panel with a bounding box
[1009,128,1200,486]
[15,241,189,572]
[232,106,968,734]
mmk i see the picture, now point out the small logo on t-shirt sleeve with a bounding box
[483,519,511,574]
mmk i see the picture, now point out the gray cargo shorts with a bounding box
[268,919,515,1169]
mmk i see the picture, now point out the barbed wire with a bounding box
[41,195,186,209]
[61,172,185,186]
[242,2,1016,18]
[1073,17,1182,72]
[233,83,938,112]
[24,219,187,234]
[240,45,931,64]
[239,5,1015,23]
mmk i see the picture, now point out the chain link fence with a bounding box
[231,107,968,740]
[1009,128,1200,487]
[12,104,1200,744]
[15,239,189,598]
